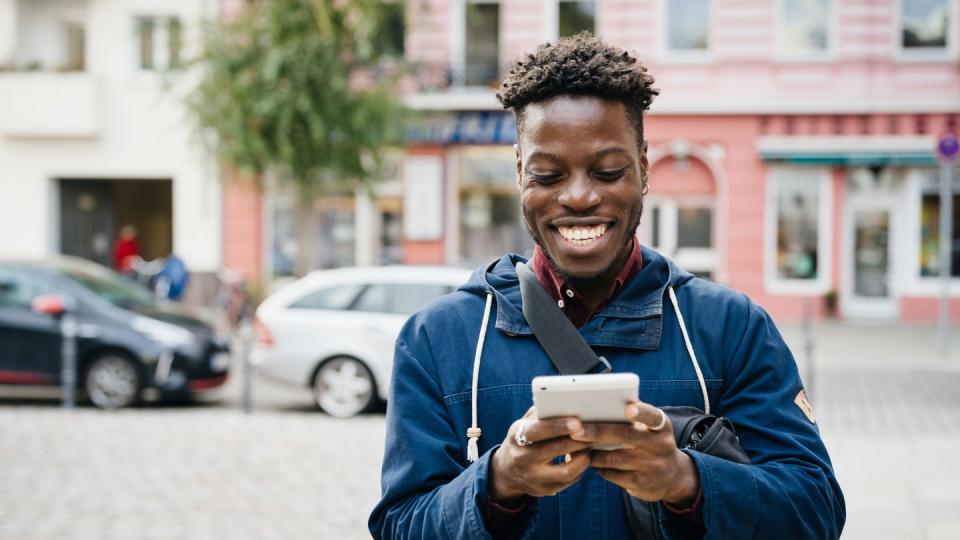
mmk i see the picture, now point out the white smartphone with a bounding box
[532,373,639,423]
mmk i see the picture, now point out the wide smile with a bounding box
[550,222,614,253]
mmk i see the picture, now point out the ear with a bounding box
[514,143,522,190]
[639,141,650,181]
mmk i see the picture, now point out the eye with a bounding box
[527,171,562,184]
[594,167,629,181]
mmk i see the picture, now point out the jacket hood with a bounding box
[457,245,694,343]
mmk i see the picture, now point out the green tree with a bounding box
[188,0,406,195]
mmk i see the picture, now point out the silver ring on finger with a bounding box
[514,419,530,447]
[648,408,667,432]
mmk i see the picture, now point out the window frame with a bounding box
[453,0,502,87]
[894,0,958,62]
[549,0,597,41]
[902,167,960,295]
[641,196,717,277]
[133,15,184,72]
[657,0,714,63]
[774,0,836,62]
[764,166,833,295]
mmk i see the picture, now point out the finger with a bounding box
[570,421,643,446]
[521,436,593,462]
[527,450,591,494]
[626,401,672,433]
[514,416,584,446]
[590,449,645,471]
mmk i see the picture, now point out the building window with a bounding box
[766,168,832,293]
[559,1,596,37]
[137,17,183,70]
[919,177,960,278]
[372,2,405,57]
[665,0,710,53]
[778,0,829,58]
[643,199,715,279]
[465,2,500,86]
[901,0,950,53]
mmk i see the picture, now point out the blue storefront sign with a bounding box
[404,112,517,145]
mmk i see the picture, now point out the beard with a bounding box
[524,198,643,288]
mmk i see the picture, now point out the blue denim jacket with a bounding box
[369,247,845,539]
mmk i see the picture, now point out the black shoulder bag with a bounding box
[515,262,749,538]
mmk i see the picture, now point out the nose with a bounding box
[557,173,601,212]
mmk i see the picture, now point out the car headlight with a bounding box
[132,317,196,348]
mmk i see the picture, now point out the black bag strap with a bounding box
[515,262,611,375]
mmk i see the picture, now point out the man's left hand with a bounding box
[571,401,700,506]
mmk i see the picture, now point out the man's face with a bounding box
[516,95,647,282]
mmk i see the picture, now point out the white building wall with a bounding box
[0,0,222,272]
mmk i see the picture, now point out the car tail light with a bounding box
[254,317,274,347]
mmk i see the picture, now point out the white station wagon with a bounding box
[252,266,472,417]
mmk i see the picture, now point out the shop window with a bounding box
[778,0,829,58]
[664,0,710,54]
[137,16,183,70]
[766,168,832,293]
[919,189,960,279]
[900,0,950,54]
[465,2,500,86]
[559,1,596,37]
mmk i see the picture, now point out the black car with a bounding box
[0,257,229,408]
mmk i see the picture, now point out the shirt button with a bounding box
[565,289,575,298]
[557,299,565,308]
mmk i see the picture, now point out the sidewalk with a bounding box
[779,320,960,540]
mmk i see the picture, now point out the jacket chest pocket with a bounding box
[443,384,532,457]
[638,378,723,410]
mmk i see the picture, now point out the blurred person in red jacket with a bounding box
[113,225,140,273]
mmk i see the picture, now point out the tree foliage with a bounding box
[188,0,406,194]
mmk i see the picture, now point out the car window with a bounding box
[0,266,54,309]
[58,266,156,309]
[351,283,453,316]
[288,284,364,310]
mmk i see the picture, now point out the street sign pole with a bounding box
[936,132,958,358]
[939,165,954,357]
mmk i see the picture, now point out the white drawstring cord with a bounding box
[668,286,710,414]
[466,291,494,463]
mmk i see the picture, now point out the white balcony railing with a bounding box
[0,72,100,138]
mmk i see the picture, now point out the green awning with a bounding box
[759,150,937,167]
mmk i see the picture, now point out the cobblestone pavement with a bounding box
[1,321,958,539]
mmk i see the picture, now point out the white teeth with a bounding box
[557,224,608,242]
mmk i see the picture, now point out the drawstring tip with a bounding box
[466,427,482,463]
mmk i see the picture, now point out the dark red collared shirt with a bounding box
[529,238,642,328]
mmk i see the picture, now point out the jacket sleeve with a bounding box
[658,304,845,540]
[368,327,539,539]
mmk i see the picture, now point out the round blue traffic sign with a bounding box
[938,131,959,164]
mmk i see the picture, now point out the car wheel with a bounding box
[85,354,140,410]
[312,357,376,418]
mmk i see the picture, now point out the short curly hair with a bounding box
[496,34,658,146]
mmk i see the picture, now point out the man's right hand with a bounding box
[488,406,592,503]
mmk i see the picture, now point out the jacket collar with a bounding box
[469,246,685,351]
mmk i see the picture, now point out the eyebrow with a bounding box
[526,147,631,165]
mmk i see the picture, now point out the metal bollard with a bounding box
[61,313,78,409]
[239,318,254,415]
[803,297,815,403]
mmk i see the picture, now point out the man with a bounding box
[370,35,844,539]
[112,225,140,274]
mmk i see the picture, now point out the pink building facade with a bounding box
[396,0,960,322]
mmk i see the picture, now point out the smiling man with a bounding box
[370,35,844,539]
